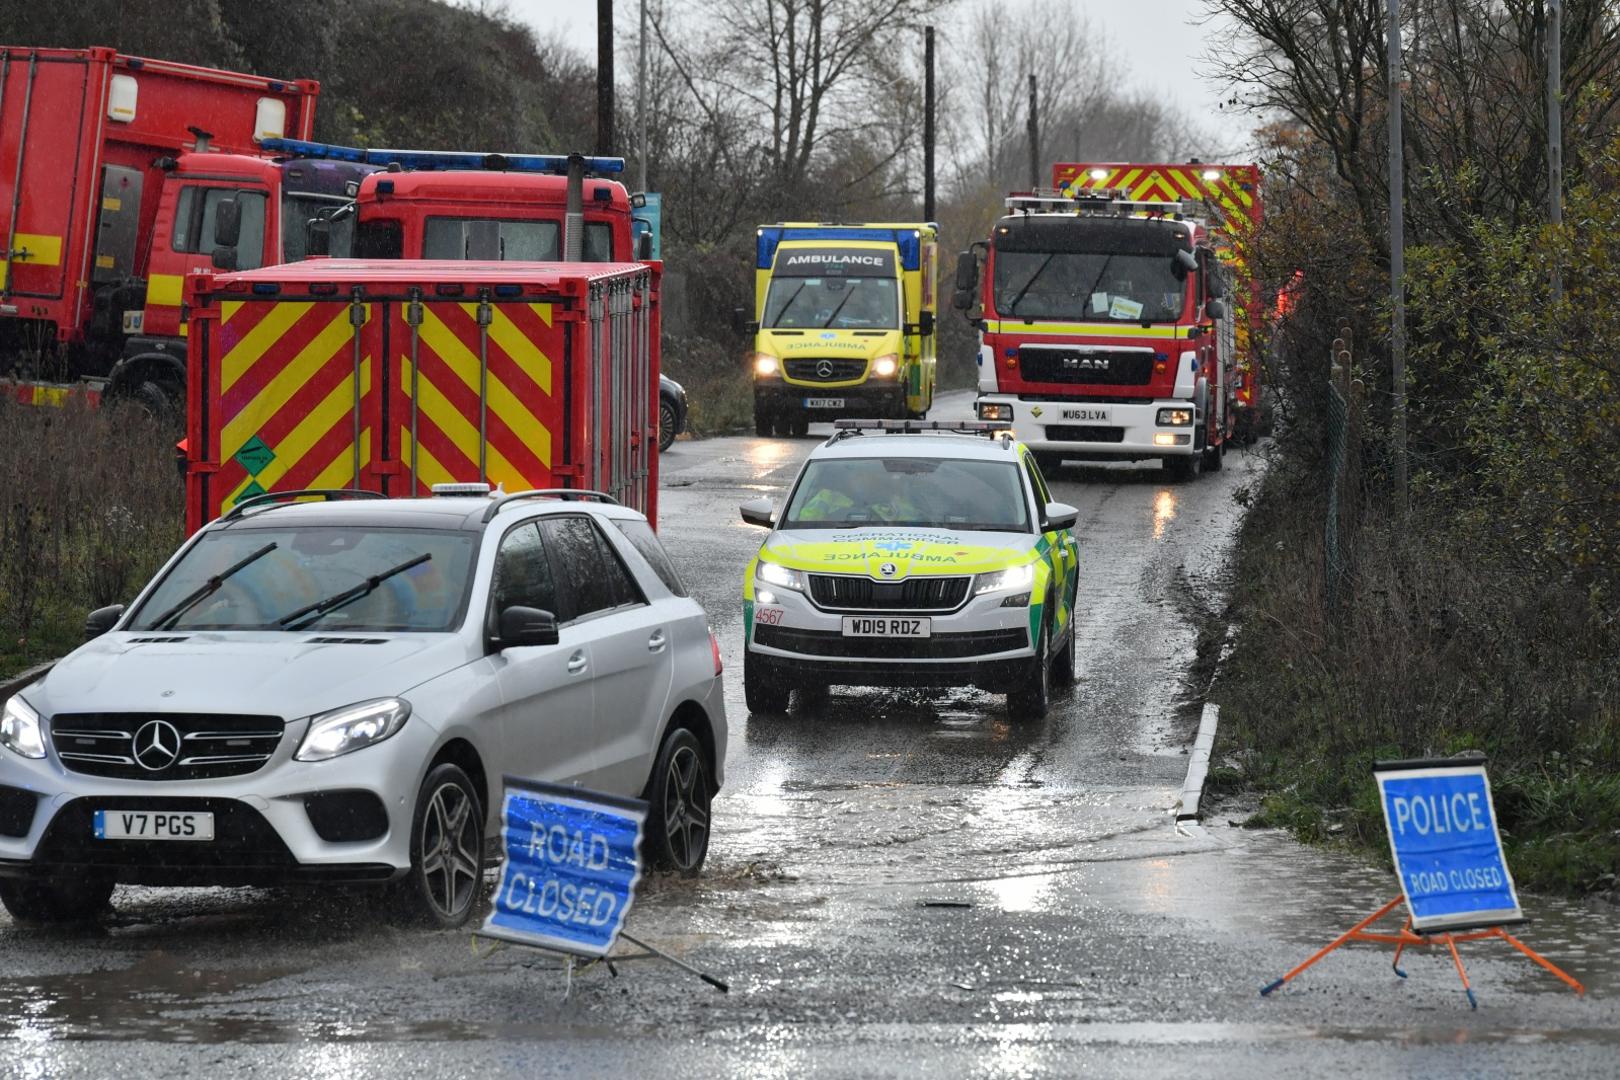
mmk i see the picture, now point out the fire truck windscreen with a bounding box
[992,216,1192,323]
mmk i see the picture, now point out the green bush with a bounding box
[0,401,183,678]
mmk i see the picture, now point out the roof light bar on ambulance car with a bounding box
[830,419,1014,439]
[259,138,626,175]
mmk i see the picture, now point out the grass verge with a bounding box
[1209,452,1620,898]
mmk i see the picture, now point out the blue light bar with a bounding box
[259,138,625,176]
[756,225,922,271]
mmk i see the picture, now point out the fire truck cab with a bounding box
[956,164,1262,480]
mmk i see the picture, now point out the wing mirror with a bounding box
[733,306,759,336]
[306,218,332,257]
[1041,502,1079,532]
[740,498,775,528]
[1172,247,1197,281]
[495,606,560,649]
[1206,297,1228,321]
[213,198,241,247]
[85,604,126,640]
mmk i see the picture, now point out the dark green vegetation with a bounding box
[1206,0,1620,895]
[0,402,183,680]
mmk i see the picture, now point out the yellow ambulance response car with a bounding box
[738,420,1081,719]
[741,223,940,437]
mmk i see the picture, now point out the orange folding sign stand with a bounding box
[1260,756,1584,1009]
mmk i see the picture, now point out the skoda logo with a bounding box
[816,360,835,379]
[878,562,898,578]
[133,719,182,772]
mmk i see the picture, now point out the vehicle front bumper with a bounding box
[976,395,1197,459]
[744,584,1036,692]
[0,713,444,886]
[755,378,906,417]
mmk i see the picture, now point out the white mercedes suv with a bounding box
[0,488,726,928]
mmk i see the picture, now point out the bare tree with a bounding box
[654,0,948,200]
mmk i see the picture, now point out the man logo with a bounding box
[878,562,898,578]
[133,719,183,771]
[1060,353,1110,371]
[816,360,835,379]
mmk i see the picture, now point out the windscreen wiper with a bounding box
[769,281,809,326]
[277,553,431,631]
[820,287,856,328]
[148,543,279,631]
[1003,253,1057,315]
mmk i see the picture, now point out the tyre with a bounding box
[659,398,678,452]
[1052,613,1077,687]
[1205,438,1225,472]
[790,413,810,438]
[754,404,774,438]
[644,726,713,875]
[0,873,115,923]
[1164,450,1202,481]
[401,763,484,928]
[744,650,791,713]
[1007,613,1052,720]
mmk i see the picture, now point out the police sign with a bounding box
[479,777,646,958]
[1375,757,1522,933]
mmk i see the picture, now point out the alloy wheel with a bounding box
[419,780,481,921]
[662,743,711,871]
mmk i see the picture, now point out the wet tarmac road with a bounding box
[4,391,1618,1078]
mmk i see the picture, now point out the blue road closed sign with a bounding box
[479,777,647,958]
[1375,758,1522,933]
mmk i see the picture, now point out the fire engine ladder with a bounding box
[398,287,499,492]
[1,50,39,302]
[585,278,653,515]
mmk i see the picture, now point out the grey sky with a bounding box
[485,0,1254,155]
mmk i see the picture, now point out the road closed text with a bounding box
[499,823,621,928]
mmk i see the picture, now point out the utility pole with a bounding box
[636,0,649,192]
[597,0,615,157]
[1027,74,1039,191]
[923,25,935,221]
[1547,0,1563,299]
[1387,0,1408,518]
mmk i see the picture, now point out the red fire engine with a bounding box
[254,139,645,265]
[183,259,661,533]
[0,46,387,409]
[953,162,1264,479]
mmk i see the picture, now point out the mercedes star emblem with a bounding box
[879,562,898,578]
[133,719,183,772]
[816,359,835,379]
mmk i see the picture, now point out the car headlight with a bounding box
[974,563,1036,595]
[296,698,411,762]
[754,353,780,376]
[871,354,899,377]
[1157,407,1193,426]
[756,560,805,593]
[0,695,45,759]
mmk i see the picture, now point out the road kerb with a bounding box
[1176,701,1220,822]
